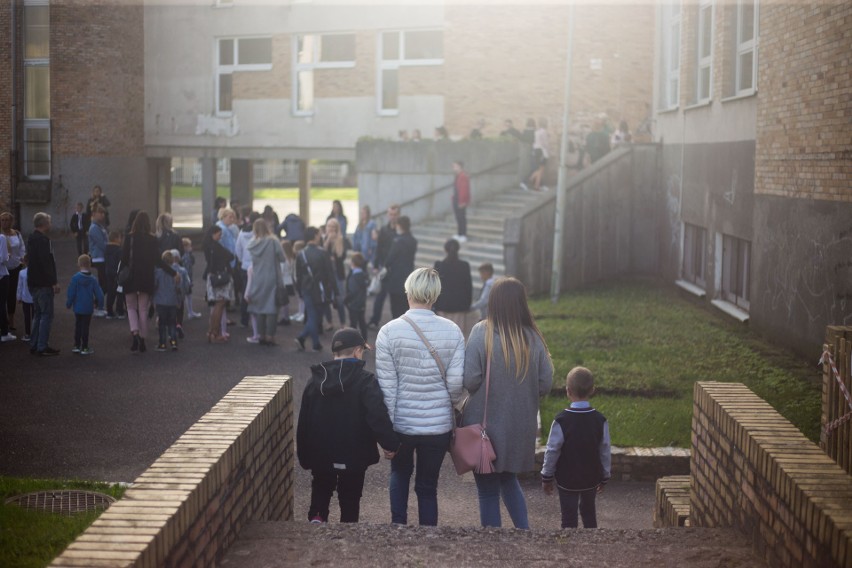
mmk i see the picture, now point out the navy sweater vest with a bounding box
[554,408,607,491]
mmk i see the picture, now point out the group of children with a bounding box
[297,326,611,530]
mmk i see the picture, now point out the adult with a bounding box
[246,218,286,346]
[69,202,90,255]
[202,224,235,343]
[326,200,348,237]
[383,216,417,319]
[433,238,472,334]
[586,119,611,165]
[469,119,485,140]
[86,185,111,227]
[278,212,306,242]
[500,119,522,140]
[295,226,336,352]
[610,120,632,148]
[0,222,12,342]
[452,160,470,242]
[1,212,26,334]
[368,204,400,328]
[156,212,182,254]
[524,118,550,191]
[27,212,60,355]
[462,277,554,529]
[236,211,261,327]
[122,211,177,353]
[211,196,227,227]
[261,205,280,236]
[323,218,349,328]
[375,267,465,526]
[434,126,449,141]
[87,207,109,317]
[352,205,377,267]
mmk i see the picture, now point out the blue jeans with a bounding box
[473,472,530,529]
[30,287,55,352]
[298,293,322,348]
[389,432,450,526]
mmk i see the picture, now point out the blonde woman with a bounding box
[246,219,285,345]
[462,277,553,529]
[323,218,348,328]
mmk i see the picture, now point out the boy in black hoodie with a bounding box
[297,328,399,523]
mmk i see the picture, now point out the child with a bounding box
[290,240,306,323]
[243,265,261,344]
[541,366,611,529]
[153,250,181,351]
[181,238,203,319]
[296,328,399,523]
[343,252,369,339]
[169,249,190,339]
[66,255,104,355]
[470,262,495,320]
[104,230,124,319]
[278,239,297,325]
[16,255,33,342]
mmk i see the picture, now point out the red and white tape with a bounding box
[821,348,852,437]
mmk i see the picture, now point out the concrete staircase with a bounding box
[413,186,548,281]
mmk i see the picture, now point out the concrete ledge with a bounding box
[654,475,691,527]
[675,279,707,298]
[710,299,749,322]
[536,445,690,482]
[51,375,293,568]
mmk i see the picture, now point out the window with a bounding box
[24,0,50,179]
[292,33,356,116]
[721,234,750,310]
[216,37,272,115]
[377,29,443,115]
[735,0,758,95]
[682,223,707,288]
[659,1,681,110]
[695,0,713,103]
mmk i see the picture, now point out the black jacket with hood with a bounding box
[297,358,398,472]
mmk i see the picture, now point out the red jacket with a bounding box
[454,171,470,207]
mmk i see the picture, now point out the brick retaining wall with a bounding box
[691,381,852,567]
[51,375,293,568]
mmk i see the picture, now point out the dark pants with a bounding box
[157,305,178,345]
[389,431,451,526]
[390,293,409,319]
[74,313,92,349]
[348,307,367,339]
[22,302,33,336]
[30,286,54,352]
[297,294,322,349]
[309,468,367,523]
[105,272,120,316]
[236,267,249,325]
[75,232,88,255]
[92,262,106,302]
[0,276,8,335]
[6,265,21,321]
[453,202,467,237]
[558,487,597,528]
[370,284,388,325]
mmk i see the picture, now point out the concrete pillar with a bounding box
[201,157,218,230]
[298,159,311,224]
[147,158,172,218]
[230,159,253,214]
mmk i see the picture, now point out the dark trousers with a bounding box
[0,276,8,335]
[105,273,120,316]
[30,287,55,352]
[6,265,21,320]
[558,487,597,528]
[389,431,451,526]
[236,267,249,325]
[157,305,178,345]
[348,307,367,339]
[92,262,106,302]
[75,232,88,255]
[309,468,367,523]
[74,313,92,349]
[297,294,322,349]
[453,202,467,237]
[390,292,409,319]
[22,302,33,336]
[370,285,388,325]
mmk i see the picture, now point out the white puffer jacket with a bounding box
[375,309,465,435]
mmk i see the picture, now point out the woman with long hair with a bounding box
[462,277,553,529]
[122,211,177,353]
[326,200,348,236]
[352,205,377,266]
[246,218,286,345]
[203,224,234,343]
[323,218,348,328]
[155,212,182,253]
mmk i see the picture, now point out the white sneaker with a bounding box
[22,335,31,342]
[456,235,467,243]
[93,309,107,318]
[1,333,16,342]
[291,313,305,323]
[541,185,551,192]
[246,336,261,344]
[520,182,530,191]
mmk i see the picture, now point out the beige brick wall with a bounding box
[755,1,852,202]
[691,381,852,567]
[51,375,294,568]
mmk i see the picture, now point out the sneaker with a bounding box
[1,333,17,342]
[520,182,530,191]
[38,347,60,356]
[116,313,127,320]
[312,344,323,352]
[138,338,147,353]
[176,325,185,339]
[170,340,178,351]
[105,314,116,320]
[540,185,551,192]
[71,346,81,354]
[93,309,107,318]
[247,336,261,344]
[456,235,467,243]
[291,313,304,323]
[310,515,325,524]
[80,348,93,356]
[368,321,379,330]
[294,337,305,352]
[156,343,167,352]
[22,335,30,342]
[131,334,139,352]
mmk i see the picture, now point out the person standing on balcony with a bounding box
[452,161,470,243]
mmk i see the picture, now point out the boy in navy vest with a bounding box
[541,366,611,528]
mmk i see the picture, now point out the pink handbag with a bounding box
[450,357,496,475]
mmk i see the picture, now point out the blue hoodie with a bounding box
[153,267,180,307]
[66,270,104,315]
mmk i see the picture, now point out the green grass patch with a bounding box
[530,279,821,447]
[171,185,358,201]
[0,477,126,568]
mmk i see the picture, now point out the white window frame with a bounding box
[660,1,681,111]
[377,29,444,116]
[24,0,50,179]
[292,33,357,117]
[695,0,714,103]
[682,222,707,289]
[734,0,759,96]
[215,36,273,117]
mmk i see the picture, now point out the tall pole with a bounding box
[550,1,576,303]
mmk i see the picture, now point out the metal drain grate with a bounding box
[5,490,116,515]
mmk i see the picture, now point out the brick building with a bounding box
[655,0,851,353]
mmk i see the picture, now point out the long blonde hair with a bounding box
[484,277,548,382]
[324,218,345,258]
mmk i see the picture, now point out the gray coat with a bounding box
[462,321,553,473]
[247,236,284,315]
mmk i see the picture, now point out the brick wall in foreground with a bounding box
[691,381,852,568]
[50,375,293,568]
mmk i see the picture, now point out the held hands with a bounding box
[597,482,607,494]
[382,449,397,460]
[541,478,555,496]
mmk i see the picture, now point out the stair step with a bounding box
[417,243,504,263]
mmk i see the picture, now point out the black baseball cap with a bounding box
[331,328,370,353]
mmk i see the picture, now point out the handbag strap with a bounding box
[482,355,491,429]
[401,315,447,385]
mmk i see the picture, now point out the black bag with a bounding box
[117,237,133,287]
[210,270,231,288]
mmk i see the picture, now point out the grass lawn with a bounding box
[171,185,358,201]
[0,477,126,568]
[529,279,821,448]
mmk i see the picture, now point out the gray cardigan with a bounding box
[462,321,553,473]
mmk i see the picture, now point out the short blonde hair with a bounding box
[567,366,595,399]
[161,250,174,264]
[218,207,236,221]
[404,267,441,306]
[78,254,92,269]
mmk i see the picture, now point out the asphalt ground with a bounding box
[0,235,655,530]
